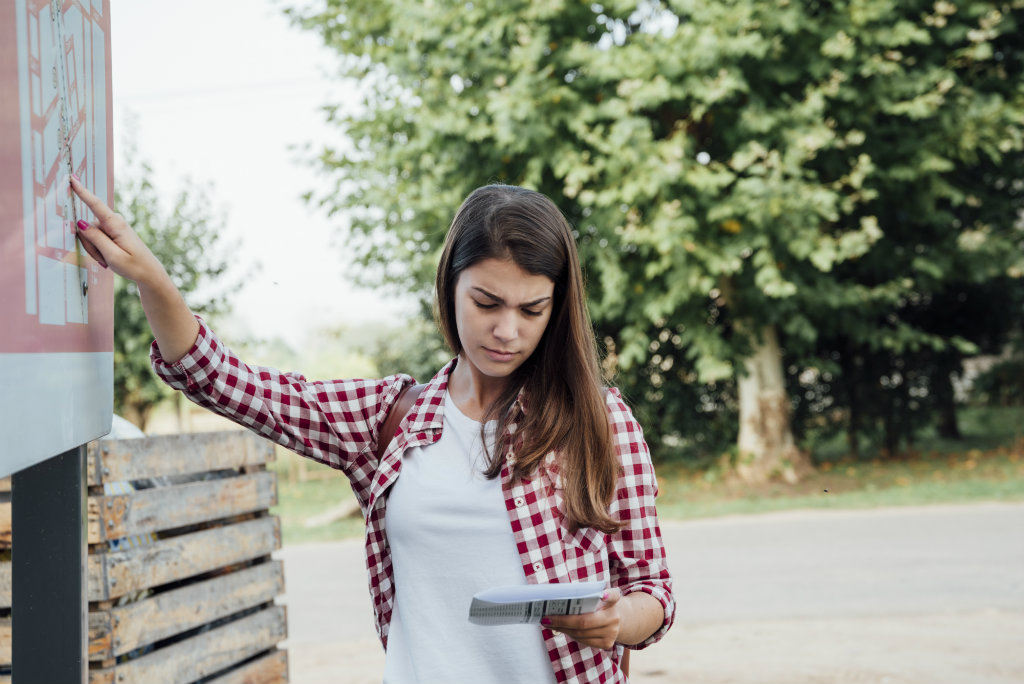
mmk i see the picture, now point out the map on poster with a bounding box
[0,0,114,477]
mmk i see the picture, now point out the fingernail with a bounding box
[71,173,81,182]
[601,591,609,601]
[541,618,551,625]
[77,220,89,231]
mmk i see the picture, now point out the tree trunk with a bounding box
[735,325,814,484]
[175,393,186,433]
[120,402,150,433]
[840,349,861,458]
[934,362,962,440]
[882,389,899,457]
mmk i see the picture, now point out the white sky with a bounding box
[109,0,411,348]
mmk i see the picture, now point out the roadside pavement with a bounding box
[277,502,1024,683]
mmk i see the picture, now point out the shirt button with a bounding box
[514,496,525,507]
[506,453,514,462]
[532,561,544,573]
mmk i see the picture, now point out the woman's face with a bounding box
[453,257,555,383]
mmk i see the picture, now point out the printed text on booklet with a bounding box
[468,582,605,626]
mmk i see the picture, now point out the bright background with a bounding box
[110,0,409,349]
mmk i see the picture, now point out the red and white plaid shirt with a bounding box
[153,319,674,683]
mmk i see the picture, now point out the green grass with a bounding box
[268,463,365,545]
[808,405,1024,463]
[271,405,1024,545]
[655,448,1024,520]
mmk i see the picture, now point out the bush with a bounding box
[971,358,1024,407]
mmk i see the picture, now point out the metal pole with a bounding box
[11,445,88,684]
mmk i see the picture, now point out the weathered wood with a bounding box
[88,517,281,602]
[3,434,287,680]
[0,479,8,549]
[86,432,275,486]
[0,615,9,664]
[89,560,284,661]
[205,649,289,684]
[86,472,277,543]
[87,611,112,662]
[88,605,286,684]
[0,500,8,547]
[86,666,114,684]
[0,561,8,609]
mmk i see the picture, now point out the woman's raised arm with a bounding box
[70,175,200,363]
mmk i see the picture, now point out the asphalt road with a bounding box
[276,502,1024,683]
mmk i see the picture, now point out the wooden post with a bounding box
[12,446,87,684]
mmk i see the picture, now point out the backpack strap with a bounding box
[376,383,425,460]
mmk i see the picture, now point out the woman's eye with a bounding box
[522,309,543,317]
[473,301,497,310]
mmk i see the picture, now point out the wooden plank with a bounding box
[88,611,112,662]
[0,500,8,547]
[205,649,288,684]
[90,560,284,661]
[88,517,281,602]
[0,615,9,665]
[88,605,286,684]
[86,432,275,486]
[0,561,8,609]
[0,478,9,493]
[87,472,277,543]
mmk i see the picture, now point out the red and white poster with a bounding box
[0,0,113,476]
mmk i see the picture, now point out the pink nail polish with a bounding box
[71,173,81,182]
[76,219,89,231]
[601,591,609,601]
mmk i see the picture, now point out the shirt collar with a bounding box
[409,357,529,430]
[404,358,455,433]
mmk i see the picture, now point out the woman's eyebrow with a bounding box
[472,287,551,307]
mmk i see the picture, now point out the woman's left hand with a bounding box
[542,588,622,650]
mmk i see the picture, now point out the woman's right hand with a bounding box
[70,175,200,362]
[70,175,167,286]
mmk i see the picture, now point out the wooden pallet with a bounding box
[0,431,288,684]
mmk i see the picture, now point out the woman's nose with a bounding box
[493,310,518,342]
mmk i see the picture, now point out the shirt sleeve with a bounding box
[603,387,676,649]
[150,317,414,482]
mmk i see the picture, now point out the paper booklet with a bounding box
[468,581,606,625]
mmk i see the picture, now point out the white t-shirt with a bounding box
[382,393,556,684]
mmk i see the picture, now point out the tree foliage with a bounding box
[290,0,1024,461]
[114,132,234,430]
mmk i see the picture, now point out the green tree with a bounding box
[786,0,1024,455]
[114,133,234,430]
[290,0,1024,478]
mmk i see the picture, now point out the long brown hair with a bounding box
[435,185,621,533]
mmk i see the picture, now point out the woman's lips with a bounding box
[484,347,516,362]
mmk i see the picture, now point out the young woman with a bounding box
[71,177,674,683]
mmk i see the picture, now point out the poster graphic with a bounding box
[2,0,113,351]
[1,0,114,475]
